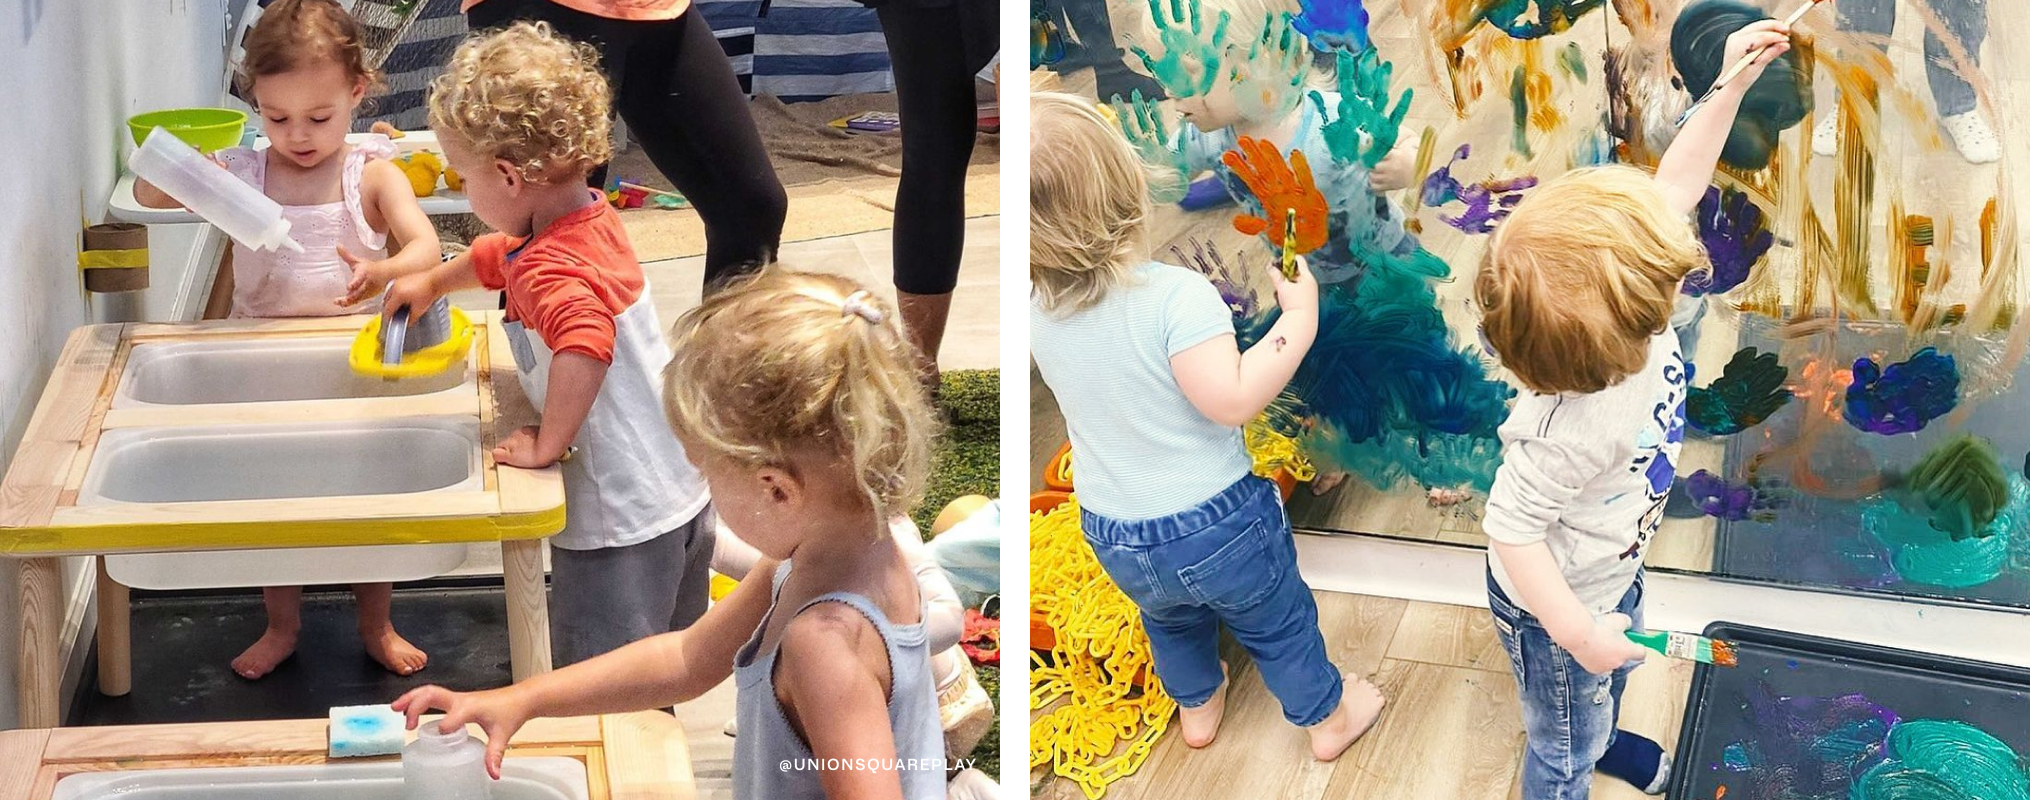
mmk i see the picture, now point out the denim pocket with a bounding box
[1177,519,1283,612]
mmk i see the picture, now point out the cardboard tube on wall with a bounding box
[81,222,149,293]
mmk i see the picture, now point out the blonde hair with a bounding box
[427,22,612,184]
[663,269,939,520]
[1477,166,1708,395]
[237,0,381,99]
[1032,91,1150,313]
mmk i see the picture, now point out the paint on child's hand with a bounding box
[1843,347,1959,436]
[1687,347,1791,436]
[1129,0,1232,98]
[1274,335,1288,351]
[1685,186,1773,298]
[1232,13,1310,121]
[1291,0,1370,53]
[1419,143,1537,235]
[1313,47,1412,169]
[1224,137,1328,252]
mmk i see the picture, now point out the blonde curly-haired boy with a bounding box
[386,21,715,666]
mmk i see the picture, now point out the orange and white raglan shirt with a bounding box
[470,197,708,550]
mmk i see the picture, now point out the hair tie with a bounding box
[840,290,884,324]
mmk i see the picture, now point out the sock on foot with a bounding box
[1597,730,1668,795]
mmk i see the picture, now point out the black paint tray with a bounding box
[1669,622,2030,799]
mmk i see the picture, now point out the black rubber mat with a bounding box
[68,582,516,726]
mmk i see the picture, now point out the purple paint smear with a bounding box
[1843,347,1960,436]
[1684,469,1787,522]
[1419,144,1537,235]
[1684,185,1773,297]
[1720,685,1899,800]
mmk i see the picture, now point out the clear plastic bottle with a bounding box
[402,719,493,800]
[128,126,304,254]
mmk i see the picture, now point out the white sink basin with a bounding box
[52,757,588,800]
[84,418,480,590]
[114,337,470,408]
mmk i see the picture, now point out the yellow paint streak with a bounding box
[1521,44,1562,133]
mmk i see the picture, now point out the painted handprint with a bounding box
[1130,0,1232,98]
[1904,434,2008,541]
[1683,469,1788,522]
[1232,13,1310,122]
[1686,347,1792,436]
[1683,186,1772,297]
[1291,0,1370,53]
[1109,89,1190,203]
[1170,237,1259,320]
[1222,136,1328,253]
[1478,0,1606,40]
[1844,347,1960,436]
[1419,144,1537,235]
[1311,46,1411,169]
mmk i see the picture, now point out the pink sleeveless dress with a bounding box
[214,135,397,318]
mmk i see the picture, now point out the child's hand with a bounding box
[392,685,531,780]
[1565,612,1648,675]
[494,425,569,468]
[1717,19,1792,93]
[382,273,439,319]
[1369,141,1419,193]
[337,245,399,307]
[1267,254,1318,316]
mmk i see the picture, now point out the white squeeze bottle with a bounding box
[403,718,493,800]
[128,126,305,254]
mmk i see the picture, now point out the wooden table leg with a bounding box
[502,539,552,682]
[94,559,131,697]
[17,557,64,728]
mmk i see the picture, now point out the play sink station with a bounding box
[0,312,566,729]
[0,712,692,800]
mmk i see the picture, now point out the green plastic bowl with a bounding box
[126,108,248,153]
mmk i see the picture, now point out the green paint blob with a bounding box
[1509,66,1533,157]
[1851,720,2030,800]
[1906,435,2009,541]
[1559,42,1588,83]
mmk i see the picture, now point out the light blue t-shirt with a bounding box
[1031,262,1253,520]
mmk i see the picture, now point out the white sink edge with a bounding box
[50,756,589,800]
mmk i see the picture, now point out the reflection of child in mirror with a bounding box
[1813,0,1996,163]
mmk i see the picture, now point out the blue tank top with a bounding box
[731,561,946,799]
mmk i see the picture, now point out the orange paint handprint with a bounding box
[1223,136,1327,254]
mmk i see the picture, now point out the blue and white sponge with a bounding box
[329,704,407,757]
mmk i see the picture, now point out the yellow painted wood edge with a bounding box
[0,504,563,557]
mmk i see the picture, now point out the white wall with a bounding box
[0,0,228,730]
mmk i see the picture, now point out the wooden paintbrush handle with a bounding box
[1710,0,1821,91]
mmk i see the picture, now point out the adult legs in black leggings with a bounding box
[466,1,787,287]
[878,1,997,385]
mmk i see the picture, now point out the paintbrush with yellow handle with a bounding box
[1280,207,1299,281]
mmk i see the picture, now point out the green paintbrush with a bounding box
[1626,629,1739,667]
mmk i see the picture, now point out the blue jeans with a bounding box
[1082,475,1343,726]
[1488,570,1645,800]
[1839,0,1987,116]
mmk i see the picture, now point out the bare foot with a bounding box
[362,625,429,676]
[1307,674,1387,761]
[1310,471,1348,496]
[231,627,299,680]
[1179,662,1229,748]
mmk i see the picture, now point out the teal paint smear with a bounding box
[1510,66,1533,157]
[1306,419,1504,491]
[1852,720,2030,800]
[1558,42,1588,83]
[1861,474,2027,589]
[1475,0,1605,40]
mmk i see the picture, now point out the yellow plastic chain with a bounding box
[1245,416,1316,482]
[1030,496,1176,799]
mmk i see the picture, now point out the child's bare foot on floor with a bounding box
[1179,662,1230,747]
[1307,674,1387,761]
[1310,471,1348,496]
[231,628,299,679]
[362,626,429,676]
